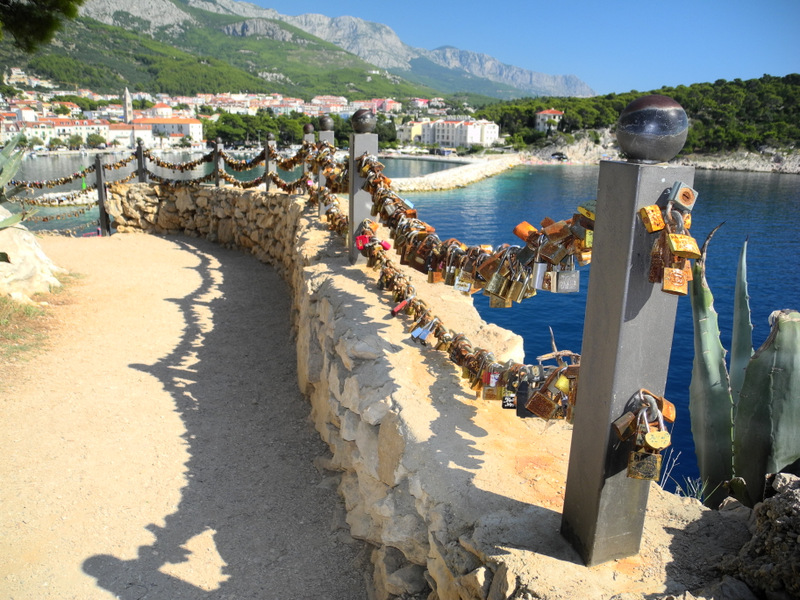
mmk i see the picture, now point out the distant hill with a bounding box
[57,0,594,99]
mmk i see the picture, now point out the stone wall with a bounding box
[106,182,766,600]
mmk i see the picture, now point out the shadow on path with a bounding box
[83,236,368,599]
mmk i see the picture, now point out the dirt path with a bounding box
[1,234,368,599]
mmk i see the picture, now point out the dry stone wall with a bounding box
[106,182,769,600]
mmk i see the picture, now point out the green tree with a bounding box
[67,134,83,149]
[0,0,86,52]
[27,136,44,148]
[53,104,71,116]
[86,133,106,148]
[48,137,64,149]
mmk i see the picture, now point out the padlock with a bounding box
[638,205,666,233]
[643,409,671,452]
[665,207,701,259]
[525,389,558,420]
[640,389,676,423]
[554,261,580,294]
[627,448,663,481]
[648,231,669,284]
[612,411,638,441]
[668,181,698,212]
[577,199,596,221]
[662,265,688,295]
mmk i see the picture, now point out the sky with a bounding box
[249,0,799,96]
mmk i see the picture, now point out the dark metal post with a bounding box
[95,154,111,236]
[302,124,315,181]
[214,137,222,188]
[348,110,378,264]
[561,95,693,566]
[265,134,276,193]
[318,117,335,218]
[136,140,147,183]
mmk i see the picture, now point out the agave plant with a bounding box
[689,226,800,508]
[0,134,29,262]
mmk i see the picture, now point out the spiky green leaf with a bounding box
[0,212,23,229]
[0,148,25,189]
[733,310,800,506]
[730,240,754,404]
[688,224,734,508]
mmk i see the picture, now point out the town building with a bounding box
[132,117,204,147]
[399,118,499,148]
[535,108,564,132]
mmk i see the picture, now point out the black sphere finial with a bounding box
[303,123,314,135]
[351,109,376,134]
[616,95,688,163]
[319,115,334,131]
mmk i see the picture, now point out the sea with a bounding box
[10,152,800,490]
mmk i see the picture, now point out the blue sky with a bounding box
[250,0,799,96]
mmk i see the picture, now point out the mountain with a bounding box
[76,0,594,99]
[272,13,594,98]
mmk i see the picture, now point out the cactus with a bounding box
[689,227,800,507]
[733,309,800,506]
[688,225,734,508]
[0,134,28,263]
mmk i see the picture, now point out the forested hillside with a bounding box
[0,15,437,99]
[475,75,800,153]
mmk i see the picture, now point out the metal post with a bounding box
[302,123,315,182]
[214,137,222,188]
[318,124,335,219]
[560,95,693,566]
[136,140,146,183]
[95,154,111,236]
[348,110,378,265]
[265,134,276,193]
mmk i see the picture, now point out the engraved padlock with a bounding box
[643,407,671,452]
[626,448,663,481]
[665,206,701,260]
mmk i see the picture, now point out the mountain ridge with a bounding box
[78,0,595,99]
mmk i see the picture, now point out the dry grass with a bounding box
[0,275,77,364]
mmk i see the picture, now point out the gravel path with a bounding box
[1,234,369,599]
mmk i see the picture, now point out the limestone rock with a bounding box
[0,206,66,302]
[726,474,800,598]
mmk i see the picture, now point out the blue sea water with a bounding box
[402,164,800,489]
[12,154,800,489]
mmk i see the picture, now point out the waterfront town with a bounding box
[1,67,503,151]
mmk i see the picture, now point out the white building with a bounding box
[132,117,204,147]
[108,123,155,149]
[535,108,564,132]
[411,119,500,148]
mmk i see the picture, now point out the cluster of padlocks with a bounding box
[219,149,266,172]
[143,149,212,172]
[613,390,675,480]
[9,163,97,190]
[355,153,596,307]
[640,181,700,295]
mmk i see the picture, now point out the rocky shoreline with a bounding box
[388,139,798,193]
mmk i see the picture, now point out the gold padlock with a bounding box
[643,408,671,452]
[662,265,688,295]
[666,233,701,259]
[627,449,663,481]
[665,207,701,259]
[638,205,666,233]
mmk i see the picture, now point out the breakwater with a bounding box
[390,154,522,191]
